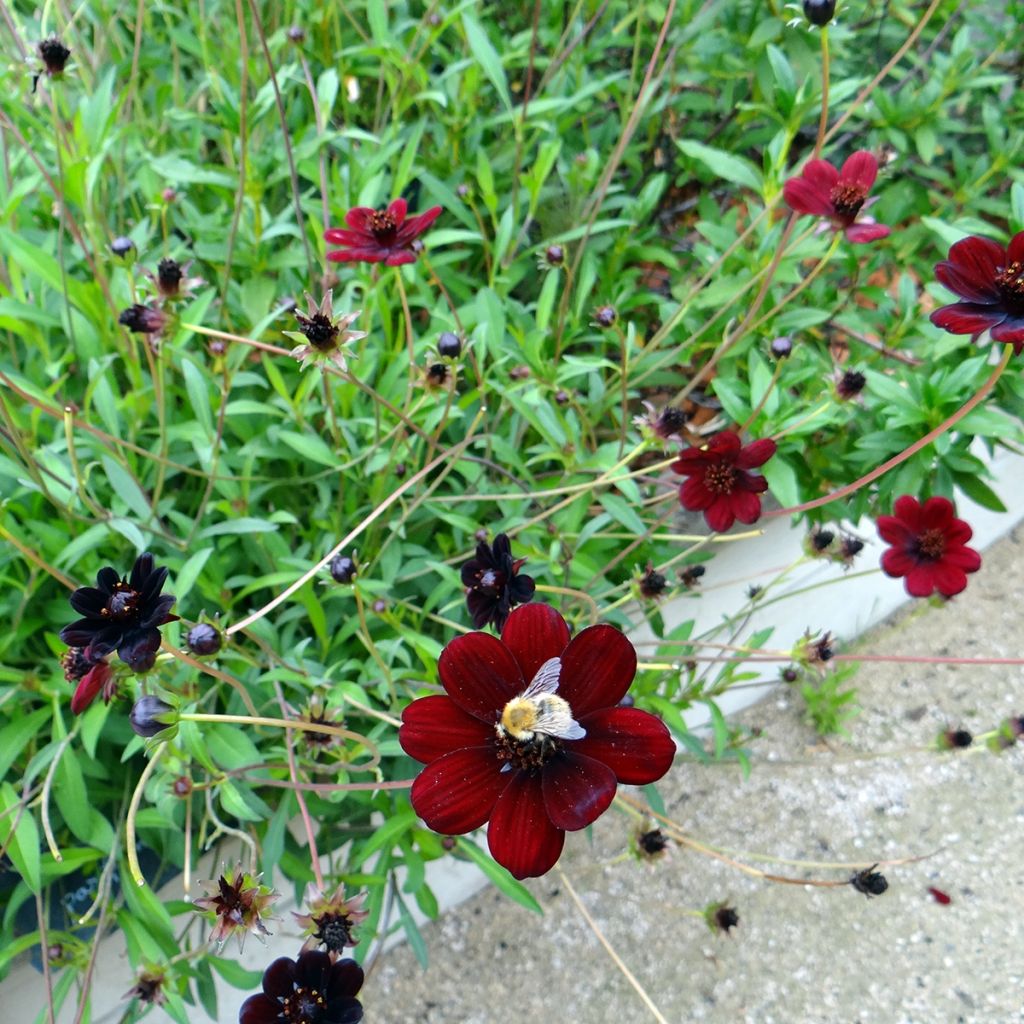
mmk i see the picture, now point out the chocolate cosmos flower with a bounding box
[460,533,535,630]
[876,495,981,598]
[193,865,278,951]
[930,231,1024,352]
[324,198,442,266]
[783,151,890,244]
[672,431,777,532]
[399,604,676,879]
[239,951,363,1024]
[60,553,177,673]
[62,647,116,714]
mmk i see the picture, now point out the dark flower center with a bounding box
[995,260,1024,314]
[704,463,736,495]
[475,568,504,593]
[657,407,687,435]
[367,210,398,242]
[494,731,560,773]
[281,985,326,1023]
[105,583,140,620]
[314,913,354,952]
[914,528,946,561]
[296,312,338,351]
[829,182,866,219]
[157,258,182,292]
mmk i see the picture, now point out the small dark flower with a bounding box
[638,563,668,600]
[636,828,671,860]
[129,696,176,738]
[705,901,739,934]
[423,362,452,389]
[672,431,777,532]
[850,865,888,897]
[809,527,835,553]
[186,623,222,656]
[554,389,571,405]
[770,335,793,359]
[62,647,116,714]
[747,584,764,600]
[329,555,357,584]
[836,369,866,400]
[802,0,836,25]
[542,244,565,268]
[60,553,177,672]
[678,564,706,587]
[593,305,617,329]
[400,604,676,878]
[118,304,167,336]
[287,25,306,42]
[194,865,278,951]
[634,401,687,445]
[783,151,890,244]
[173,776,193,797]
[795,629,835,669]
[325,197,442,266]
[294,884,369,955]
[143,257,204,300]
[939,728,972,750]
[877,496,981,598]
[284,292,365,372]
[38,36,71,76]
[437,331,462,359]
[460,533,536,630]
[125,966,167,1006]
[239,951,363,1024]
[110,236,135,258]
[301,697,341,751]
[930,231,1024,352]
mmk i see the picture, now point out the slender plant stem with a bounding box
[814,27,830,158]
[126,742,169,887]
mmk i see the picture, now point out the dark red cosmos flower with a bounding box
[876,496,981,598]
[460,533,535,630]
[930,231,1024,352]
[399,603,676,879]
[783,150,890,244]
[239,951,363,1024]
[672,431,777,532]
[59,553,177,673]
[324,198,441,266]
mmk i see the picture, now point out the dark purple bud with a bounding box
[129,696,175,738]
[941,729,972,750]
[287,25,305,42]
[770,335,793,359]
[118,304,167,335]
[455,184,470,198]
[803,0,836,25]
[545,245,564,266]
[186,623,222,656]
[438,331,462,359]
[594,306,617,328]
[329,555,357,584]
[156,258,183,296]
[111,236,135,258]
[38,36,71,76]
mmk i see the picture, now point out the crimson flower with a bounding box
[876,496,981,598]
[324,198,441,266]
[399,603,676,880]
[62,647,116,715]
[239,951,363,1024]
[929,231,1024,352]
[782,150,890,244]
[672,431,777,532]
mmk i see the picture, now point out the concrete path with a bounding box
[363,529,1024,1024]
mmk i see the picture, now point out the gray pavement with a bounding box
[363,528,1024,1024]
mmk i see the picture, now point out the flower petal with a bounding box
[323,228,373,247]
[326,247,389,263]
[734,437,777,470]
[990,316,1024,345]
[904,565,939,597]
[783,177,834,217]
[839,150,878,191]
[500,603,571,685]
[880,547,916,578]
[384,249,418,266]
[680,476,714,512]
[931,562,968,597]
[557,623,636,717]
[729,489,764,525]
[342,207,377,232]
[399,695,494,764]
[845,222,891,244]
[386,196,408,222]
[70,662,110,714]
[296,950,331,989]
[875,515,914,546]
[802,159,840,192]
[486,772,565,879]
[262,957,297,998]
[891,495,924,530]
[572,707,676,784]
[944,546,982,572]
[239,994,282,1024]
[934,260,1001,303]
[945,235,1006,293]
[1008,230,1024,265]
[437,631,524,721]
[327,959,365,1000]
[932,302,1009,336]
[541,751,616,831]
[703,497,736,532]
[409,746,508,834]
[69,587,109,617]
[400,205,443,239]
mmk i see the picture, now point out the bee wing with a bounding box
[520,657,562,700]
[534,699,586,741]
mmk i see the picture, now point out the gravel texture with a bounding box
[363,529,1024,1024]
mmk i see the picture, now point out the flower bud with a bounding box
[593,305,617,328]
[437,331,461,359]
[329,554,357,584]
[770,335,793,359]
[544,245,564,267]
[129,696,175,738]
[186,623,222,656]
[111,236,136,258]
[287,25,305,42]
[118,304,167,335]
[803,0,836,26]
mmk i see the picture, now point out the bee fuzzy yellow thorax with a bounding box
[494,657,585,747]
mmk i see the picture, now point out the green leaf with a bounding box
[209,956,265,989]
[676,139,763,192]
[279,430,338,468]
[0,783,41,894]
[462,14,511,113]
[101,455,152,520]
[455,838,542,913]
[953,472,1006,512]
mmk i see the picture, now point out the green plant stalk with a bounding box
[126,742,169,887]
[814,26,830,158]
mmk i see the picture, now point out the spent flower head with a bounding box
[284,292,366,372]
[193,865,277,951]
[294,883,369,955]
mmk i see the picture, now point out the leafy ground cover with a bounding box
[2,0,1023,1020]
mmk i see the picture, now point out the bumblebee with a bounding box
[497,657,585,743]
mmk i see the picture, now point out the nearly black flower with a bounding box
[239,951,363,1024]
[118,304,167,335]
[460,533,535,630]
[283,292,366,372]
[38,36,71,76]
[59,553,177,673]
[194,865,278,951]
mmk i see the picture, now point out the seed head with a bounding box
[38,36,71,77]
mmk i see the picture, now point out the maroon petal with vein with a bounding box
[704,498,737,532]
[385,249,418,266]
[409,746,508,834]
[783,177,833,217]
[500,603,571,684]
[839,150,878,190]
[573,707,676,784]
[845,222,891,244]
[541,751,616,831]
[438,631,524,721]
[557,623,636,717]
[399,694,494,764]
[934,261,1001,304]
[735,437,777,469]
[487,772,565,879]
